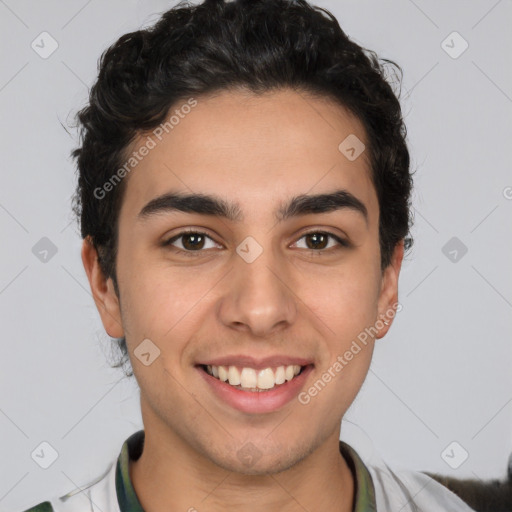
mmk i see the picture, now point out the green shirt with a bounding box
[22,429,377,511]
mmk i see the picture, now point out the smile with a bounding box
[197,362,314,414]
[203,364,304,392]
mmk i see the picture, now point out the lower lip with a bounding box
[197,365,314,414]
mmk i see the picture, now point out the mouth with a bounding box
[196,361,314,414]
[200,363,306,392]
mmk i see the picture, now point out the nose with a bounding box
[217,245,297,338]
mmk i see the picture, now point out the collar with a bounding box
[116,430,377,511]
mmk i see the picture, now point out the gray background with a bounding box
[1,0,511,509]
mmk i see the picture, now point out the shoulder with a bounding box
[365,457,478,511]
[18,461,117,512]
[20,502,55,512]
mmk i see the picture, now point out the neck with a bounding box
[129,426,355,512]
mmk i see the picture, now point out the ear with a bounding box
[81,236,125,338]
[375,239,404,339]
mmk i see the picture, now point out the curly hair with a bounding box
[70,0,415,377]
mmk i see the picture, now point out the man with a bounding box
[22,0,478,510]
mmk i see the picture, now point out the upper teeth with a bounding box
[206,364,302,390]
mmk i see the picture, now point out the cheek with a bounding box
[118,260,218,355]
[296,345,373,432]
[297,263,379,405]
[302,264,380,335]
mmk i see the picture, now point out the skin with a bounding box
[82,88,404,512]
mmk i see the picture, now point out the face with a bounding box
[83,88,403,475]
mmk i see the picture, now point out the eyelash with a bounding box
[161,228,350,257]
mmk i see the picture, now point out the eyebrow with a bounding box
[137,189,368,226]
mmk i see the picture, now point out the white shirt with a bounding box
[21,429,478,512]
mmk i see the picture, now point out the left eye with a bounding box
[293,231,349,251]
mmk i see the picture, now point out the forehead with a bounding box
[119,88,377,225]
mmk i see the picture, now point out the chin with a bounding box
[203,437,309,476]
[216,452,297,476]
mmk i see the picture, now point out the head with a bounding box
[74,0,414,474]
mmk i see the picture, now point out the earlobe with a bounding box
[375,240,405,339]
[81,236,125,339]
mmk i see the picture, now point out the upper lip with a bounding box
[197,355,313,370]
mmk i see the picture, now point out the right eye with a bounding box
[161,230,223,256]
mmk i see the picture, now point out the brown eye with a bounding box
[180,232,206,250]
[293,231,350,252]
[304,233,328,250]
[162,230,220,256]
